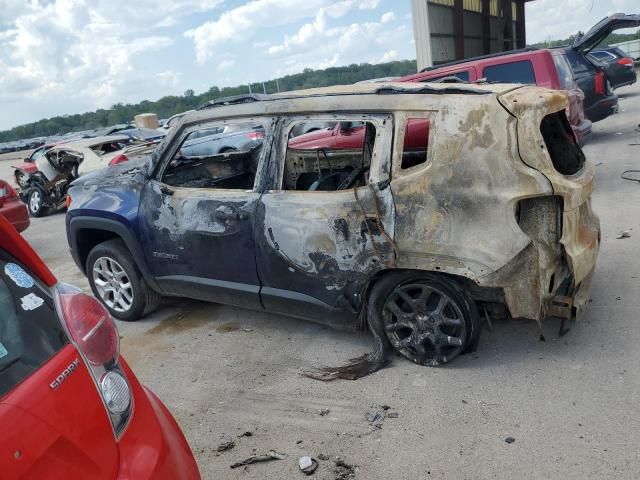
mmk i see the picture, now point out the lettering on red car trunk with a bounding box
[50,358,80,390]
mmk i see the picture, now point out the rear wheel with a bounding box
[87,239,161,321]
[27,188,46,217]
[374,272,480,366]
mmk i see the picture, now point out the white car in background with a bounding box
[13,135,137,217]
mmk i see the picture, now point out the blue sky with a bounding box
[0,0,637,131]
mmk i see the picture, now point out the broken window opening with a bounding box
[92,142,129,155]
[400,118,430,169]
[540,111,585,176]
[161,121,266,190]
[283,120,376,191]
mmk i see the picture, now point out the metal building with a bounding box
[411,0,534,70]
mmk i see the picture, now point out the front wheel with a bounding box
[373,272,480,366]
[27,188,47,217]
[87,239,161,321]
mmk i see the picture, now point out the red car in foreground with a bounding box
[0,215,200,479]
[0,180,29,232]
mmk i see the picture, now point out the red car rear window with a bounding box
[0,252,68,397]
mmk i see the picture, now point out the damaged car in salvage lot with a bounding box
[13,136,157,217]
[0,215,200,479]
[65,82,600,368]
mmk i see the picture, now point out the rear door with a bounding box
[0,253,118,479]
[564,48,601,111]
[255,113,395,327]
[139,116,276,309]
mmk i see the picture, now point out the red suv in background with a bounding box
[398,48,594,146]
[0,216,200,479]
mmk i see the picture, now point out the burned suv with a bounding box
[66,83,600,367]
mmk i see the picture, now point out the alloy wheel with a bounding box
[382,282,467,366]
[92,256,134,313]
[29,190,41,213]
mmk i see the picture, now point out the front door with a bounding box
[139,116,275,309]
[255,114,395,327]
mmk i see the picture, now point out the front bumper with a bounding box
[116,359,200,480]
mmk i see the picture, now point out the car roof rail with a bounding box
[418,47,539,72]
[374,85,489,96]
[197,94,273,110]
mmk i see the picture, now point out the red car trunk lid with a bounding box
[1,345,119,479]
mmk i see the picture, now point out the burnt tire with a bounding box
[27,188,47,217]
[371,271,480,366]
[86,239,161,321]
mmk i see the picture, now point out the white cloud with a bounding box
[381,11,395,23]
[267,9,330,56]
[266,11,413,78]
[381,49,398,62]
[217,59,237,72]
[156,70,181,87]
[185,0,382,63]
[0,0,227,129]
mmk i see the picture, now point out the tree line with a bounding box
[0,60,418,143]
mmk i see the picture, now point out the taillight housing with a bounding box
[58,291,119,365]
[246,130,265,140]
[109,154,129,166]
[594,70,605,95]
[55,284,132,436]
[617,57,634,67]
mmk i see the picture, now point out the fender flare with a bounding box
[67,216,163,293]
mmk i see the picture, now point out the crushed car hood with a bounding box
[71,157,149,190]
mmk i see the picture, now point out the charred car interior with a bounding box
[66,82,600,368]
[162,120,265,190]
[284,120,376,191]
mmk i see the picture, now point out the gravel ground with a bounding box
[2,81,640,479]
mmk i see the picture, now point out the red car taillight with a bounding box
[246,131,265,140]
[594,70,605,95]
[617,57,634,67]
[55,284,132,436]
[58,292,119,365]
[109,154,129,166]
[0,180,18,205]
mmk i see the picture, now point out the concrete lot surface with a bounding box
[2,82,640,479]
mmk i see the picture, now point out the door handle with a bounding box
[214,205,248,221]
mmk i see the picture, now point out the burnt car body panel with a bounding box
[139,182,263,309]
[67,82,599,332]
[256,113,395,327]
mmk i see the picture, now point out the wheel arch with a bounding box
[359,267,499,313]
[68,217,162,293]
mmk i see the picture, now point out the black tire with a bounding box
[86,239,161,321]
[27,188,47,217]
[370,271,480,366]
